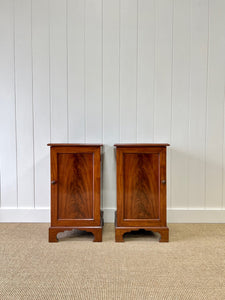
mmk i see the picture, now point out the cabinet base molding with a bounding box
[115,226,169,243]
[49,226,103,243]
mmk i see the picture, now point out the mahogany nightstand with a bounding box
[114,144,169,242]
[48,144,103,242]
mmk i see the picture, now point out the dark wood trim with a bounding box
[114,143,170,147]
[48,143,103,147]
[115,226,169,242]
[49,226,103,242]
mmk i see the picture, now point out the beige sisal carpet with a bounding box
[0,223,225,299]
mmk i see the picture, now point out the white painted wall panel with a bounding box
[0,0,225,222]
[68,0,85,143]
[137,0,155,142]
[170,0,190,209]
[120,0,138,142]
[32,0,50,207]
[102,0,120,209]
[188,0,208,208]
[154,0,173,208]
[205,0,225,208]
[0,0,17,207]
[154,0,173,143]
[14,0,34,207]
[85,0,102,142]
[49,0,68,142]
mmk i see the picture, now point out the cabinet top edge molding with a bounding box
[47,143,103,147]
[114,143,170,147]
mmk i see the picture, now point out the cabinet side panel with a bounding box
[123,153,160,220]
[160,148,167,226]
[57,153,93,220]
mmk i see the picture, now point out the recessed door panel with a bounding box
[123,153,160,220]
[57,153,93,220]
[116,146,166,227]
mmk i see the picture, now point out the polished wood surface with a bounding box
[48,145,103,242]
[58,153,93,220]
[49,226,103,243]
[115,227,169,243]
[114,143,169,147]
[115,144,169,242]
[47,143,103,147]
[124,153,159,220]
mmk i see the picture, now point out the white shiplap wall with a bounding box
[0,0,225,223]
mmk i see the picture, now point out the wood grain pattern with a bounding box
[58,153,93,220]
[115,227,169,243]
[49,226,102,242]
[124,153,159,219]
[48,143,103,147]
[49,145,103,242]
[114,143,169,147]
[115,144,169,242]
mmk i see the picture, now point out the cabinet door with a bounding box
[117,147,167,227]
[51,146,101,227]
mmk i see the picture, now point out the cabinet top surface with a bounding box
[47,143,103,147]
[114,143,170,147]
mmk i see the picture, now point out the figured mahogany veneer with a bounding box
[115,144,169,242]
[48,144,103,242]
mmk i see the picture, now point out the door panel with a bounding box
[57,153,93,220]
[117,147,166,227]
[50,146,101,227]
[123,153,160,220]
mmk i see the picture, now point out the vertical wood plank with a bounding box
[137,0,155,142]
[67,0,85,142]
[49,0,68,142]
[188,0,208,208]
[32,0,50,207]
[205,0,225,208]
[1,0,225,218]
[154,0,173,208]
[0,0,17,207]
[120,0,138,142]
[154,0,173,143]
[170,0,190,208]
[102,0,120,208]
[14,0,34,207]
[85,0,102,142]
[223,94,225,209]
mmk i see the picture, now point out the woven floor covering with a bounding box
[0,223,225,300]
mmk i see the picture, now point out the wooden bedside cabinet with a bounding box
[114,144,170,242]
[48,144,103,242]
